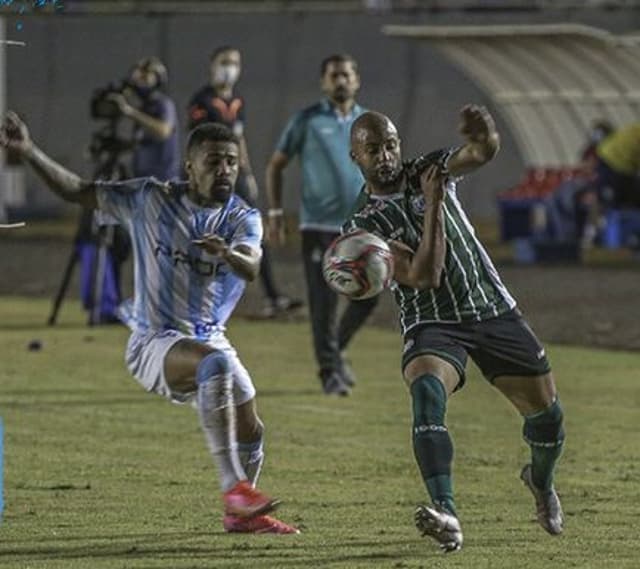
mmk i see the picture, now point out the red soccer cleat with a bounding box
[223,480,280,519]
[223,514,300,534]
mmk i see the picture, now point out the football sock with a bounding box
[237,438,264,487]
[523,398,565,492]
[410,373,456,516]
[196,351,246,492]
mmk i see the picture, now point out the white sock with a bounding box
[237,439,265,487]
[197,374,247,492]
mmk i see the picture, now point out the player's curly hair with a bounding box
[186,123,239,156]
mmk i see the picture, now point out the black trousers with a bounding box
[235,174,280,302]
[301,229,379,374]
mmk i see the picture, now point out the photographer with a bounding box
[109,57,180,180]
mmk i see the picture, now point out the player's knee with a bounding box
[410,373,448,428]
[195,351,231,385]
[523,398,565,447]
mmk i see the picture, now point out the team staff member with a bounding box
[266,54,377,396]
[189,46,300,318]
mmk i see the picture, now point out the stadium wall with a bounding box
[5,7,640,220]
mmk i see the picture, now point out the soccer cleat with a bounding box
[223,480,280,519]
[320,370,351,397]
[260,296,304,319]
[520,464,564,535]
[223,514,300,534]
[414,504,463,553]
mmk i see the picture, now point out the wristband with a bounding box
[267,208,284,217]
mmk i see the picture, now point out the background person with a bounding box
[266,53,377,396]
[188,46,301,318]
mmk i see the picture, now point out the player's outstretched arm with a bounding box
[265,151,289,246]
[0,111,97,208]
[390,165,446,289]
[193,235,261,282]
[447,104,500,177]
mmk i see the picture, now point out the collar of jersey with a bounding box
[321,98,362,120]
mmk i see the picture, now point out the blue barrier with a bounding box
[602,209,640,249]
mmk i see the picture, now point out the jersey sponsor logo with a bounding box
[154,239,219,277]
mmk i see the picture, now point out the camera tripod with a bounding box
[47,122,131,326]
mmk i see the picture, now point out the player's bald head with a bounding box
[350,111,403,191]
[350,111,398,149]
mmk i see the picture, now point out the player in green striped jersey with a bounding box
[344,107,565,552]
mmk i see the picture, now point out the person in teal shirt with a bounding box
[266,54,378,396]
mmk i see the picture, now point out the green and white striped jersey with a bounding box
[343,150,516,334]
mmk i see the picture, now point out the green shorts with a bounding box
[401,309,551,389]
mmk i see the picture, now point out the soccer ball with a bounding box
[323,230,394,299]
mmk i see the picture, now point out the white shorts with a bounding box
[125,329,256,405]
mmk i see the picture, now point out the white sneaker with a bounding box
[414,504,463,553]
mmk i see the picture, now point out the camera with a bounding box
[90,81,130,120]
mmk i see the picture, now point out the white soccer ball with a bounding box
[322,230,394,299]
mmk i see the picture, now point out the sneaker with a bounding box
[414,504,463,553]
[223,513,300,534]
[339,355,357,387]
[274,295,303,313]
[319,370,351,397]
[223,480,280,519]
[520,464,564,535]
[260,296,304,319]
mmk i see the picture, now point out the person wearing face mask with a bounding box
[108,57,180,181]
[188,46,301,319]
[265,54,378,397]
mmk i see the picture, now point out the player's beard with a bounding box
[373,163,402,189]
[332,86,350,103]
[210,182,233,204]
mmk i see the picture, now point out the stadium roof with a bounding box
[384,24,640,166]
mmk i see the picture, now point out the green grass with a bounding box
[0,298,639,568]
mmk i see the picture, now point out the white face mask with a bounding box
[213,64,240,86]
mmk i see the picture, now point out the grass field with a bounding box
[0,298,639,569]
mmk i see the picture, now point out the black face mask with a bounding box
[133,84,154,99]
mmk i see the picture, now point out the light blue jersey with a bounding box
[96,178,262,339]
[277,99,365,232]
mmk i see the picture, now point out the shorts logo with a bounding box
[536,348,546,359]
[403,339,415,354]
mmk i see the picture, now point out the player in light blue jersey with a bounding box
[1,112,298,535]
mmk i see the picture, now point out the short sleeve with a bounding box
[188,92,209,129]
[95,178,149,223]
[230,209,263,254]
[158,97,177,131]
[276,111,306,157]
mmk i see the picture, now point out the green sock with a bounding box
[411,374,457,516]
[523,399,565,491]
[426,474,456,517]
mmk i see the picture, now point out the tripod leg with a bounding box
[89,230,107,325]
[48,245,78,326]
